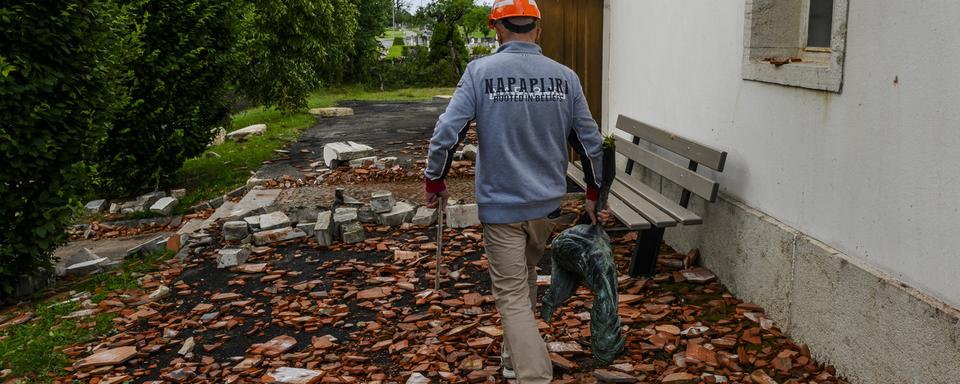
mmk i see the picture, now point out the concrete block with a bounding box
[377,202,416,227]
[222,221,249,241]
[411,207,437,226]
[322,141,374,167]
[66,257,108,276]
[315,211,333,247]
[244,215,261,231]
[286,206,319,225]
[119,200,142,214]
[357,206,378,223]
[309,107,353,117]
[257,211,291,231]
[370,191,395,213]
[445,204,480,228]
[150,197,179,215]
[84,199,107,215]
[226,188,281,221]
[297,222,316,237]
[225,124,266,141]
[462,144,478,161]
[207,195,225,209]
[126,235,168,257]
[170,189,187,199]
[349,156,378,168]
[217,246,251,268]
[137,191,166,211]
[253,227,307,246]
[333,207,359,235]
[109,202,121,214]
[340,222,365,244]
[377,157,398,168]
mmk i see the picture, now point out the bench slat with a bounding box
[567,166,651,230]
[616,115,727,171]
[615,173,703,225]
[614,136,720,202]
[608,181,679,228]
[570,163,677,228]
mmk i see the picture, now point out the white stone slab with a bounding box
[226,124,266,141]
[322,141,374,167]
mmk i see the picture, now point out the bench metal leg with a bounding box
[628,227,665,277]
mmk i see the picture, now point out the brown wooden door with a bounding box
[537,0,604,127]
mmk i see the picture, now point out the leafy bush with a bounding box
[373,48,460,89]
[96,0,241,197]
[0,1,117,293]
[471,45,493,56]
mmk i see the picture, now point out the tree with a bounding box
[237,0,359,112]
[0,0,118,293]
[341,0,392,84]
[97,0,241,196]
[422,0,473,76]
[463,5,492,38]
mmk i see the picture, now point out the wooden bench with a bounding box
[567,114,728,277]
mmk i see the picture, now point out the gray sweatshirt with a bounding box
[425,41,604,224]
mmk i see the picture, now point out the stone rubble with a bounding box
[322,141,374,167]
[445,203,481,228]
[369,191,396,213]
[309,107,353,118]
[222,221,249,241]
[149,196,178,215]
[217,246,251,268]
[225,123,267,141]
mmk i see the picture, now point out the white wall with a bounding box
[606,0,960,308]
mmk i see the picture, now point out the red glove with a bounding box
[425,179,449,208]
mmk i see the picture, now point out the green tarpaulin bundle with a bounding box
[541,141,625,364]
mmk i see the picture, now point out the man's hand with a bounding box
[585,198,611,225]
[425,179,449,209]
[425,189,450,209]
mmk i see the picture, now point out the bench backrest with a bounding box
[615,115,727,205]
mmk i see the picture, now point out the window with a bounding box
[805,0,834,48]
[741,0,849,92]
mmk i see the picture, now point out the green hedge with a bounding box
[0,1,117,293]
[96,0,240,197]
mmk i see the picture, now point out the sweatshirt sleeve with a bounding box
[567,78,604,199]
[424,67,477,184]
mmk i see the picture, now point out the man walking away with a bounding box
[423,1,605,382]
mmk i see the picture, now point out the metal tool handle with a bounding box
[435,201,444,291]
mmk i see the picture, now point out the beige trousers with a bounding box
[483,218,555,384]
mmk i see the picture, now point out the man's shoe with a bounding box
[502,367,516,379]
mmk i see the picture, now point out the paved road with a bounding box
[253,99,449,181]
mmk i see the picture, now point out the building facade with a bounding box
[599,1,960,382]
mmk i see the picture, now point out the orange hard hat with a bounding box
[488,0,541,29]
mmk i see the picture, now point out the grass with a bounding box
[380,28,405,39]
[174,86,454,210]
[0,250,174,382]
[386,44,404,59]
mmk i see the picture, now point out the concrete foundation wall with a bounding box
[626,162,960,383]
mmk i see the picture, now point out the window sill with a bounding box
[742,53,844,93]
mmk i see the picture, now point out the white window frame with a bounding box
[742,0,850,93]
